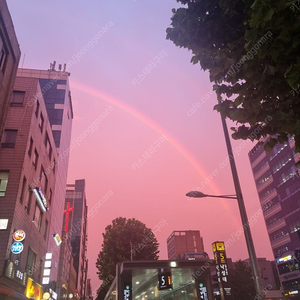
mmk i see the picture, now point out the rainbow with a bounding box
[70,80,238,219]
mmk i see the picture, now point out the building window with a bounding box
[1,129,17,148]
[44,132,52,160]
[33,203,42,231]
[10,91,25,107]
[20,176,27,204]
[0,34,7,72]
[44,220,48,240]
[0,171,9,197]
[28,137,33,157]
[40,166,48,194]
[25,247,36,274]
[39,113,44,132]
[49,189,52,206]
[33,149,39,169]
[25,190,32,215]
[35,101,40,117]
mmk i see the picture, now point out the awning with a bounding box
[14,291,28,300]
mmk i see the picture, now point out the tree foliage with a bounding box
[95,217,159,299]
[167,0,300,153]
[230,260,256,300]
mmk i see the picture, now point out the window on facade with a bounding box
[28,137,33,157]
[44,132,52,160]
[33,149,38,169]
[39,113,44,132]
[0,171,9,197]
[49,189,52,206]
[1,129,17,148]
[25,190,32,215]
[44,220,48,240]
[0,34,7,72]
[10,91,25,107]
[35,101,40,117]
[20,176,27,204]
[25,247,36,274]
[33,203,42,231]
[40,166,48,194]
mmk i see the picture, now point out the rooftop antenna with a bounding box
[51,61,56,71]
[63,63,66,72]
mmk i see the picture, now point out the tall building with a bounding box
[65,179,88,299]
[167,230,205,260]
[0,76,57,298]
[0,0,21,141]
[249,136,300,297]
[16,66,73,287]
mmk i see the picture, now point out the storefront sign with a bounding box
[158,272,172,290]
[53,233,62,246]
[13,230,26,242]
[212,241,234,300]
[4,260,27,286]
[11,242,24,254]
[33,187,48,212]
[25,277,43,300]
[124,284,131,300]
[0,219,8,229]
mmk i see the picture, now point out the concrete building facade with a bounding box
[0,76,58,298]
[16,67,73,287]
[65,179,88,299]
[249,136,300,297]
[0,0,21,142]
[167,230,205,260]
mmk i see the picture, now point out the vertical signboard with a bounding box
[124,283,131,300]
[212,241,234,300]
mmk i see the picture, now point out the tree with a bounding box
[230,260,256,300]
[96,217,159,299]
[166,0,300,154]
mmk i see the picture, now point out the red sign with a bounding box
[13,230,26,242]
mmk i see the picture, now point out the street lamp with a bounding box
[186,114,264,299]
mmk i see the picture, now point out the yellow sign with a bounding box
[26,277,43,300]
[212,241,225,252]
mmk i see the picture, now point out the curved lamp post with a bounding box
[186,113,264,299]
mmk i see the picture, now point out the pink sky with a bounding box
[8,0,273,293]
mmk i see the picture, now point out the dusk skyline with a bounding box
[7,0,274,293]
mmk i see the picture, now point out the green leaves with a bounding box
[167,0,300,153]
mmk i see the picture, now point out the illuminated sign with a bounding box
[13,230,26,242]
[198,283,208,300]
[158,272,173,290]
[25,277,43,300]
[212,241,233,300]
[42,277,50,284]
[277,255,292,263]
[4,260,27,286]
[124,284,131,300]
[289,291,299,295]
[0,219,8,229]
[45,253,52,260]
[53,233,62,246]
[11,242,24,254]
[33,187,48,212]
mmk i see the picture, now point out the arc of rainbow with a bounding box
[71,79,239,221]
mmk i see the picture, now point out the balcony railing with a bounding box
[251,151,267,169]
[267,219,286,234]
